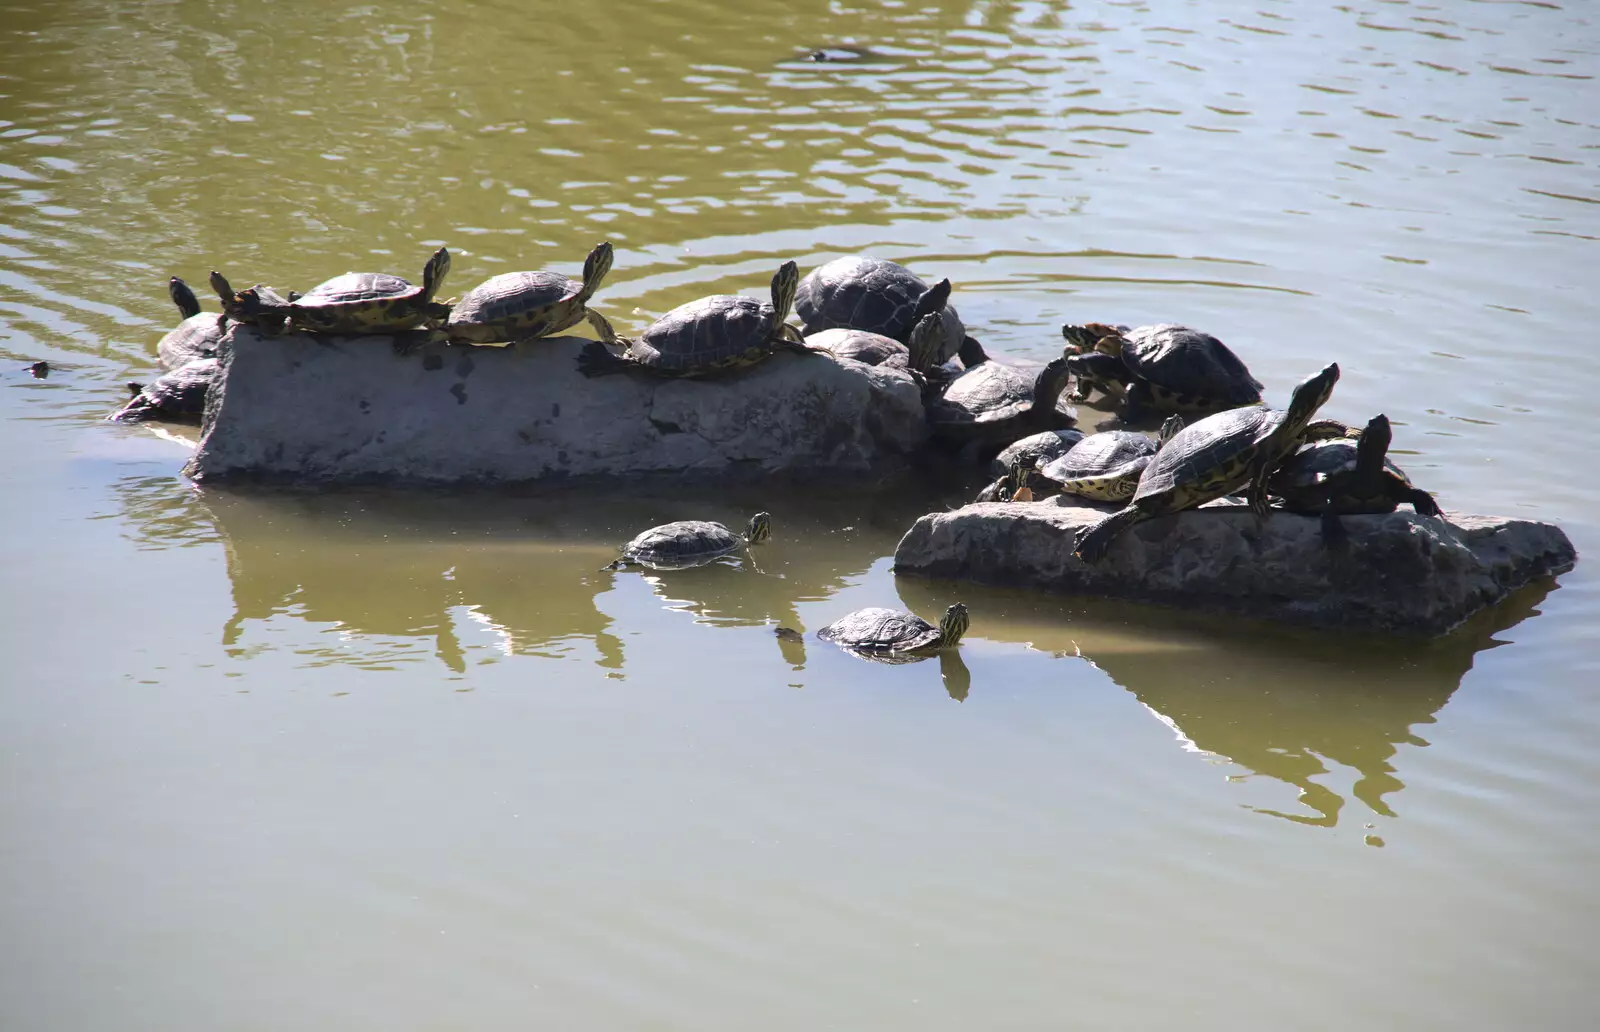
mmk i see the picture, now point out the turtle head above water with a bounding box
[745,512,773,544]
[939,602,970,648]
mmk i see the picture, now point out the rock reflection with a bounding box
[184,478,949,675]
[894,575,1555,825]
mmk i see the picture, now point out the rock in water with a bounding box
[892,496,1576,635]
[185,326,928,484]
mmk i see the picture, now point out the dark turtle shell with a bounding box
[446,242,614,344]
[1119,324,1263,409]
[795,256,963,352]
[928,356,1076,443]
[805,328,909,368]
[613,520,744,569]
[818,607,941,652]
[109,357,218,423]
[158,277,223,370]
[989,429,1087,478]
[1036,430,1165,501]
[1269,415,1442,519]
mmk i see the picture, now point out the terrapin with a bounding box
[158,277,225,370]
[813,602,970,661]
[576,262,819,378]
[795,256,965,364]
[1064,323,1263,419]
[446,241,615,344]
[805,327,911,369]
[1033,415,1187,502]
[1269,413,1442,544]
[1074,363,1342,563]
[988,428,1088,479]
[211,247,452,335]
[109,357,218,423]
[604,512,771,571]
[925,335,1076,447]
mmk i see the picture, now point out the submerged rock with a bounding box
[185,326,928,484]
[892,496,1576,635]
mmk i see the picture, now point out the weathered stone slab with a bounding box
[185,326,928,484]
[892,496,1577,635]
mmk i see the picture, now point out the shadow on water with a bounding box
[164,476,958,674]
[893,574,1558,827]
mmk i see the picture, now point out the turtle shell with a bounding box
[447,270,583,342]
[1039,430,1163,501]
[630,295,778,372]
[617,520,743,569]
[989,428,1087,478]
[1121,324,1263,409]
[817,607,939,652]
[1270,438,1422,514]
[1132,404,1281,510]
[110,357,218,423]
[303,271,417,305]
[157,313,222,370]
[931,361,1034,426]
[806,327,909,368]
[795,256,963,348]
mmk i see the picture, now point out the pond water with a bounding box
[2,0,1597,1028]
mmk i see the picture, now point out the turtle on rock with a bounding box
[1268,413,1443,544]
[924,330,1076,448]
[109,357,218,423]
[576,261,824,379]
[605,512,772,571]
[446,242,615,344]
[1074,363,1343,563]
[979,417,1183,504]
[1063,322,1263,419]
[211,247,452,336]
[804,327,912,369]
[795,256,966,365]
[158,276,225,370]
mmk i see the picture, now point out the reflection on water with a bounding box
[184,478,954,675]
[893,574,1551,828]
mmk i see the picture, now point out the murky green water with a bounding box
[3,1,1597,1028]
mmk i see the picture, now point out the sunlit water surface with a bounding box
[2,1,1597,1028]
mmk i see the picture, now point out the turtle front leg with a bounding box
[1246,457,1275,523]
[585,308,618,345]
[1406,488,1443,518]
[1318,498,1350,548]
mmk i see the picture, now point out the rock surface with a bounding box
[185,326,929,484]
[893,496,1577,635]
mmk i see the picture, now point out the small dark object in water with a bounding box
[28,361,49,379]
[808,47,871,63]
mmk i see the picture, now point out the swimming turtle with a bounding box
[575,262,819,378]
[446,241,614,344]
[925,337,1076,446]
[109,357,218,423]
[158,277,225,370]
[211,247,452,335]
[1064,323,1263,419]
[813,602,969,661]
[604,512,771,571]
[1269,413,1442,544]
[1074,363,1342,563]
[1033,416,1187,502]
[805,327,910,368]
[794,256,965,363]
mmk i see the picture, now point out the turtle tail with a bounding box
[1074,505,1147,563]
[578,242,614,303]
[169,277,201,320]
[770,260,800,325]
[575,339,633,378]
